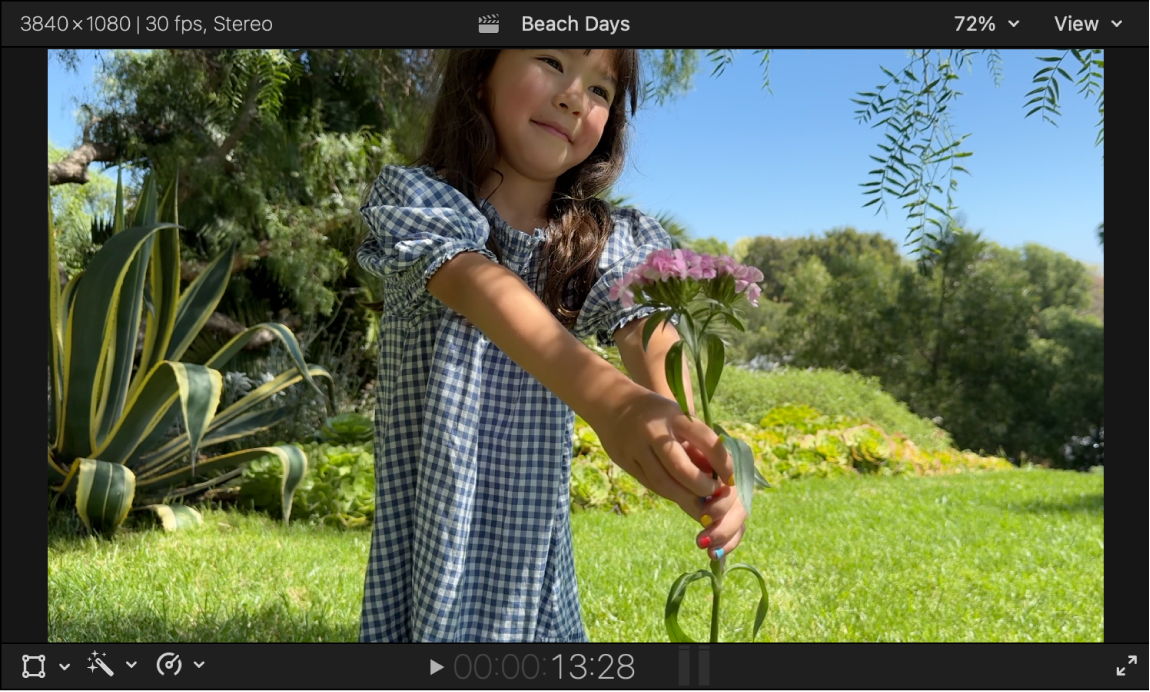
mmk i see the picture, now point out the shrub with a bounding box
[47,172,330,537]
[570,421,662,515]
[717,405,1013,486]
[235,439,375,529]
[225,401,1012,526]
[708,367,952,451]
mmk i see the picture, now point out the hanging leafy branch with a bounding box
[852,50,974,257]
[706,49,773,93]
[698,48,1103,256]
[1025,49,1104,147]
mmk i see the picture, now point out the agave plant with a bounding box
[47,170,334,536]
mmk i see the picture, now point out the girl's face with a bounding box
[482,49,617,182]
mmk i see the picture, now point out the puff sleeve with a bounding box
[357,165,499,320]
[571,208,681,348]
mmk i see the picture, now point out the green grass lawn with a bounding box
[48,468,1103,642]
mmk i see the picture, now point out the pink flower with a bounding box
[610,249,763,311]
[687,252,717,280]
[715,255,740,278]
[648,248,689,281]
[744,282,761,307]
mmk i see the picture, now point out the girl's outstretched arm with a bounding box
[426,250,731,504]
[614,316,696,417]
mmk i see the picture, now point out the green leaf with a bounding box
[641,309,673,353]
[204,321,326,404]
[72,458,137,537]
[664,342,692,419]
[165,244,236,362]
[722,309,746,332]
[725,563,770,641]
[137,444,308,527]
[58,222,181,465]
[48,181,63,449]
[133,222,182,403]
[97,229,155,445]
[664,569,719,642]
[92,362,223,473]
[136,365,334,476]
[136,503,203,532]
[676,312,699,362]
[703,333,724,403]
[714,423,755,517]
[48,447,70,488]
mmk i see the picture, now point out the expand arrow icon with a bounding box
[59,663,70,670]
[1008,20,1019,27]
[1111,20,1122,27]
[430,659,444,675]
[194,661,205,669]
[126,662,137,668]
[1130,655,1138,664]
[1116,667,1125,676]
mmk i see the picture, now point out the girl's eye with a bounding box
[539,56,611,101]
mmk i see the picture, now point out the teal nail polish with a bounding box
[714,548,724,559]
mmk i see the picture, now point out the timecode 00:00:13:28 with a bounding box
[452,653,637,680]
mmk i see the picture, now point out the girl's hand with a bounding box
[591,389,746,555]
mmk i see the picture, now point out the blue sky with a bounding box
[49,49,1104,268]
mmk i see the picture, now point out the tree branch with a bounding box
[200,71,263,170]
[180,239,271,284]
[48,106,118,185]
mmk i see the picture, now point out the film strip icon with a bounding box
[478,14,499,33]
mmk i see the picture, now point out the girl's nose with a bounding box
[556,83,586,115]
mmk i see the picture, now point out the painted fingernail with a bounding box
[700,515,712,528]
[727,475,736,486]
[701,495,713,504]
[699,535,711,549]
[714,548,724,559]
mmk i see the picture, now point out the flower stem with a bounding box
[709,556,723,642]
[693,341,725,641]
[693,349,713,430]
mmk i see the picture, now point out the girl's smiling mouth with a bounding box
[532,121,571,143]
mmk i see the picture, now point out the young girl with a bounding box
[356,49,747,643]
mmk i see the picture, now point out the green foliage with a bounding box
[236,440,375,528]
[706,368,952,451]
[847,49,1102,254]
[570,420,662,514]
[87,49,409,323]
[570,399,1010,515]
[48,142,119,276]
[1020,243,1092,312]
[853,50,975,256]
[318,413,374,445]
[725,404,1014,486]
[682,236,731,258]
[47,170,330,537]
[727,226,1103,468]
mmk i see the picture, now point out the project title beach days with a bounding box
[522,15,631,34]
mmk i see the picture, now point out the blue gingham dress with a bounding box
[355,164,675,642]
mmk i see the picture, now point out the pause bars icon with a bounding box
[678,645,710,687]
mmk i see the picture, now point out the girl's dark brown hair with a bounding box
[361,49,642,328]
